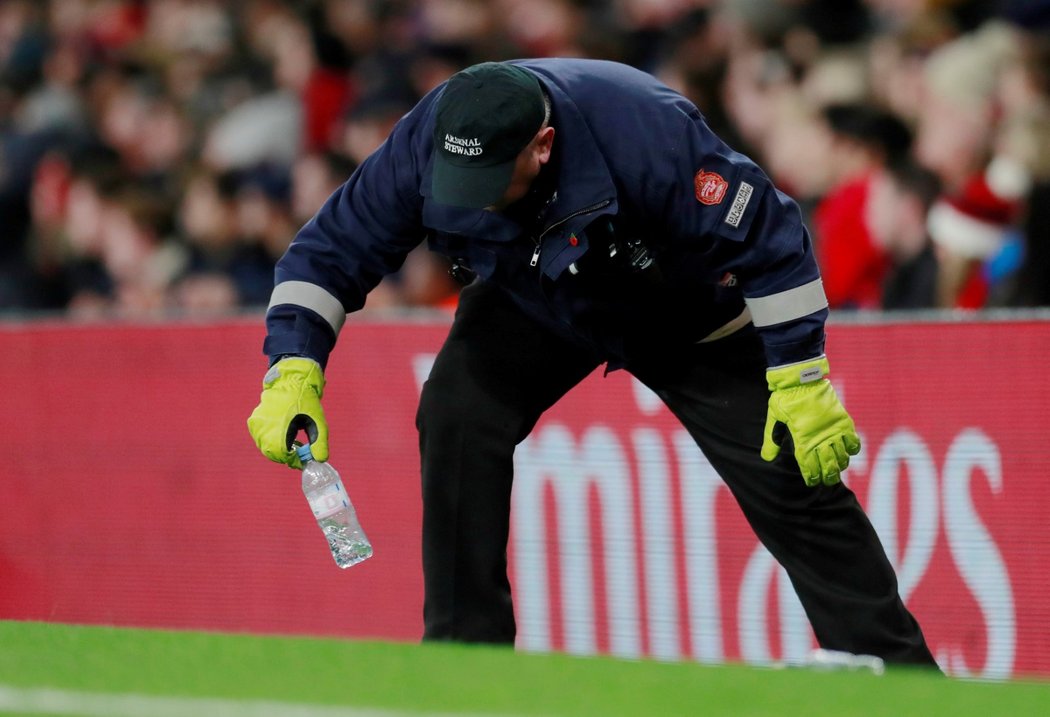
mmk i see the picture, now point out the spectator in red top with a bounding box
[812,104,912,309]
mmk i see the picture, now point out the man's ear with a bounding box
[536,126,555,164]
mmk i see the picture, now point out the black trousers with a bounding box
[416,281,936,666]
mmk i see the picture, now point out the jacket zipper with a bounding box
[530,199,612,268]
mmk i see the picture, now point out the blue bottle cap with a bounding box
[295,443,314,463]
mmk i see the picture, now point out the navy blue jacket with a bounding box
[264,59,829,370]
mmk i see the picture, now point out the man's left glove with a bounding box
[247,357,329,470]
[760,357,860,487]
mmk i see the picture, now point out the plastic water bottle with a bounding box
[296,443,373,568]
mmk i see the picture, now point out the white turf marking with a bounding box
[0,684,515,717]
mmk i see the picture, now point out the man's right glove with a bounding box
[760,357,861,487]
[247,357,329,470]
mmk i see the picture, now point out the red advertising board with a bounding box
[1,316,1048,679]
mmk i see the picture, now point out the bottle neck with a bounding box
[295,444,315,464]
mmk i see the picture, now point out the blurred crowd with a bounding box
[1,0,1049,319]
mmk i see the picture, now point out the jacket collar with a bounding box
[420,71,618,241]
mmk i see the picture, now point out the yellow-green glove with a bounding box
[761,357,860,487]
[247,357,329,470]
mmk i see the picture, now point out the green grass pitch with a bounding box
[1,620,1048,716]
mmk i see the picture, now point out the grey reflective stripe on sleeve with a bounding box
[744,278,828,327]
[267,281,347,335]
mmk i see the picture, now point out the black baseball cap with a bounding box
[432,62,546,209]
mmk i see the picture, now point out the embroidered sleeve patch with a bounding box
[694,170,728,205]
[724,181,754,228]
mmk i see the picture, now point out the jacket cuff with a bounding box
[263,306,337,369]
[754,308,827,367]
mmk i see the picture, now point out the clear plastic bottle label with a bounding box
[307,482,349,520]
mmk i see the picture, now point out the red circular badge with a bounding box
[694,170,728,205]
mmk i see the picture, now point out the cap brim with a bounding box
[431,152,516,209]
